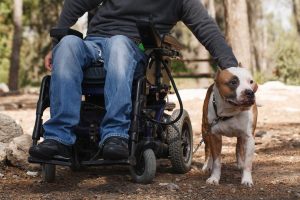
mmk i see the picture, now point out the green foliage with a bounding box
[0,0,63,85]
[0,0,12,83]
[171,59,189,73]
[20,0,63,86]
[273,34,300,85]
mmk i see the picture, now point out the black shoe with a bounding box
[102,137,129,160]
[29,139,72,160]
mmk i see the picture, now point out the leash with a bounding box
[193,138,204,155]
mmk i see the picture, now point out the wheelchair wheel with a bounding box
[42,164,56,183]
[167,109,193,173]
[129,149,156,184]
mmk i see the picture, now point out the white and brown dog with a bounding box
[201,67,258,187]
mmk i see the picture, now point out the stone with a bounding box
[159,183,169,186]
[0,114,23,143]
[166,183,180,191]
[26,171,38,177]
[255,131,267,137]
[0,83,9,94]
[0,142,8,165]
[6,134,38,170]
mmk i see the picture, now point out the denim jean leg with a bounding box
[100,35,146,145]
[43,35,102,146]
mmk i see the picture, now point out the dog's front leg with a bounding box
[236,137,245,169]
[206,134,222,185]
[241,135,255,187]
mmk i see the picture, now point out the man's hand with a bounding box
[44,51,53,71]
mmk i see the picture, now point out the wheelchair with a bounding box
[28,22,193,184]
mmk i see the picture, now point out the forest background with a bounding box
[1,0,300,91]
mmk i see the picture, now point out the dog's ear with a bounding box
[214,69,221,82]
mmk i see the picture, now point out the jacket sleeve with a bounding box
[180,0,238,69]
[52,0,102,46]
[57,0,103,28]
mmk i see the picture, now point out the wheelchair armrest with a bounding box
[161,35,184,51]
[136,21,162,49]
[50,28,83,41]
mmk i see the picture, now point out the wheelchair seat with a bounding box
[82,61,105,94]
[83,62,105,85]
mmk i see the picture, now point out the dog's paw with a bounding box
[241,175,253,187]
[206,176,220,185]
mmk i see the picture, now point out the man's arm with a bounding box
[180,0,238,69]
[57,0,103,28]
[46,0,102,71]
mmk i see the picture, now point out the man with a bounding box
[29,0,238,160]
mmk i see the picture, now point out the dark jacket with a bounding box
[56,0,238,69]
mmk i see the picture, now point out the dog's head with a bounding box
[215,67,258,107]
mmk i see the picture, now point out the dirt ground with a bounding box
[0,81,299,200]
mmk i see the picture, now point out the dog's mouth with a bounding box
[226,98,255,107]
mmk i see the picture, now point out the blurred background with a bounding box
[0,0,300,92]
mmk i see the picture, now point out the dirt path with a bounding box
[0,81,299,200]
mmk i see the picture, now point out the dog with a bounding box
[201,67,258,187]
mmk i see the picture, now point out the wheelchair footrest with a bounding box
[28,156,72,166]
[28,156,130,166]
[81,159,130,166]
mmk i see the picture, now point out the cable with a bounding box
[144,58,183,125]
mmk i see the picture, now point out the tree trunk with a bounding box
[223,0,252,70]
[8,0,23,91]
[293,0,300,36]
[247,0,268,72]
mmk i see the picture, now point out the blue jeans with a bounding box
[43,35,147,146]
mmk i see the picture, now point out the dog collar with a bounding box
[211,94,234,127]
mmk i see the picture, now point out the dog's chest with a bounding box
[209,111,253,137]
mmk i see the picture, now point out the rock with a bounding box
[255,131,267,137]
[0,83,9,94]
[159,183,169,186]
[166,183,179,191]
[6,134,37,170]
[26,171,38,177]
[0,114,23,143]
[12,174,19,179]
[0,142,8,165]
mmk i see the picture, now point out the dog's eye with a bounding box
[230,80,238,86]
[250,80,254,84]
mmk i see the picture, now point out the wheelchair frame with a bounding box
[28,22,193,184]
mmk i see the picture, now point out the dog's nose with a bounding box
[244,89,254,98]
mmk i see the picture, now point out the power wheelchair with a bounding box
[28,22,193,184]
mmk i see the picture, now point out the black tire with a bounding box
[129,149,156,184]
[167,109,193,173]
[42,164,56,183]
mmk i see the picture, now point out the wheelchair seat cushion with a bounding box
[83,61,105,85]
